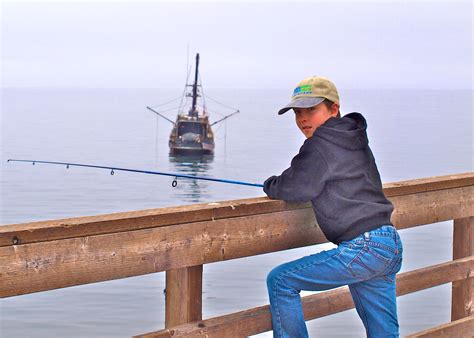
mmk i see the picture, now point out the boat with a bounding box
[147,53,239,155]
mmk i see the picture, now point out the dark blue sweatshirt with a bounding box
[263,112,393,244]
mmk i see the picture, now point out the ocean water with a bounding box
[0,87,472,337]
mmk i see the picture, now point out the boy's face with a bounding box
[294,102,340,138]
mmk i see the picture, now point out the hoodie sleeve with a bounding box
[263,140,328,202]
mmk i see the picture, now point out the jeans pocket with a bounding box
[369,242,396,263]
[348,246,391,280]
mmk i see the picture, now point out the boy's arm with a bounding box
[263,142,328,202]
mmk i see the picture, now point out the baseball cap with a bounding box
[277,76,340,115]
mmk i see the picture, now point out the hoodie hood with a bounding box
[312,112,368,150]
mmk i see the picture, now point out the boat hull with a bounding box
[169,146,213,155]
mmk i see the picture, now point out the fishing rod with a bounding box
[7,159,264,188]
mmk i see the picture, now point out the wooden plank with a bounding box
[0,197,305,247]
[405,315,474,337]
[2,186,472,298]
[1,183,471,251]
[390,186,474,229]
[165,266,203,327]
[1,173,472,247]
[0,209,320,298]
[383,172,474,197]
[396,256,474,296]
[134,256,474,337]
[452,217,473,321]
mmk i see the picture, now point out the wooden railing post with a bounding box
[452,216,473,321]
[165,265,203,328]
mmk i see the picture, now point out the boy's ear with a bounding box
[331,103,340,116]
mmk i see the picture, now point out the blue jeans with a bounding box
[267,225,403,338]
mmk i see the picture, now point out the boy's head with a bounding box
[278,76,340,138]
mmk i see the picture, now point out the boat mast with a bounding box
[190,53,199,117]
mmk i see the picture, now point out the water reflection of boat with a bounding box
[168,154,213,203]
[147,53,239,155]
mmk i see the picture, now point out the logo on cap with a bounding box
[292,84,312,97]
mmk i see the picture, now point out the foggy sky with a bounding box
[1,1,472,89]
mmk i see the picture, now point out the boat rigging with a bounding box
[147,53,239,155]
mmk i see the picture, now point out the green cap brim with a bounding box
[277,97,325,115]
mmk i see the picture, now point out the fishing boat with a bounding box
[147,53,239,155]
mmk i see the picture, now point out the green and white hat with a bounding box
[278,76,340,115]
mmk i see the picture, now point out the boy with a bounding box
[264,76,403,338]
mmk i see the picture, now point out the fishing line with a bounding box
[7,159,264,188]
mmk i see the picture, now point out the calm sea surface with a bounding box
[1,88,472,337]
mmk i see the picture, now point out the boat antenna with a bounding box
[190,53,199,117]
[7,159,264,188]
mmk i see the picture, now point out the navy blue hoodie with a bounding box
[263,112,393,244]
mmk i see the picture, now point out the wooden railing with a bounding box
[1,172,473,337]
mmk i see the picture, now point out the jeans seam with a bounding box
[386,255,403,275]
[273,279,284,337]
[366,241,397,254]
[349,245,398,280]
[369,232,394,237]
[351,286,370,336]
[355,257,376,274]
[368,247,392,264]
[347,244,367,267]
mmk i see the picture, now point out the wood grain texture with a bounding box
[165,266,203,327]
[405,315,474,337]
[452,217,474,321]
[0,197,305,247]
[0,210,319,297]
[383,172,474,197]
[390,186,473,229]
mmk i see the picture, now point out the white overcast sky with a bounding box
[1,0,472,89]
